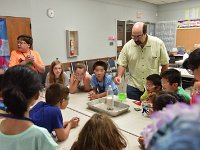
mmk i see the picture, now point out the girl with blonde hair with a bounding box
[70,113,127,150]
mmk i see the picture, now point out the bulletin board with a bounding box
[176,28,200,52]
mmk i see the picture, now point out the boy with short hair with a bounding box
[88,61,118,100]
[140,74,162,101]
[140,74,162,115]
[30,83,79,142]
[160,68,191,104]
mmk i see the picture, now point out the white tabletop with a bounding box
[38,92,152,150]
[57,105,143,150]
[173,68,194,78]
[66,93,152,136]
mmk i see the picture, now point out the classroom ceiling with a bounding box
[138,0,187,5]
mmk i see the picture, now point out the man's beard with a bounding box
[134,40,142,45]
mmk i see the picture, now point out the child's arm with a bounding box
[88,89,96,100]
[54,117,79,142]
[138,136,145,150]
[69,74,80,94]
[83,73,91,92]
[88,91,107,100]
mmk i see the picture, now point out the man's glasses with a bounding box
[131,34,143,39]
[17,40,27,45]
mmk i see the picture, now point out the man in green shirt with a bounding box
[115,22,169,101]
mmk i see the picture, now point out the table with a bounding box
[173,68,194,79]
[54,93,152,150]
[173,54,184,61]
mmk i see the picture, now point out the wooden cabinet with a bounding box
[0,16,32,53]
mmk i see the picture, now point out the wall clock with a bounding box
[47,8,55,18]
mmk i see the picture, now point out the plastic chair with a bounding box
[86,60,96,75]
[169,56,176,67]
[107,58,117,76]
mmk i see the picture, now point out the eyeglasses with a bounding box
[17,40,27,45]
[146,85,156,89]
[64,97,70,101]
[131,34,143,39]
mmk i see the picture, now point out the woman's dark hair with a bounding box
[2,65,41,118]
[17,34,33,48]
[188,48,200,71]
[70,113,127,150]
[182,58,190,69]
[0,74,4,96]
[93,61,107,71]
[45,83,69,106]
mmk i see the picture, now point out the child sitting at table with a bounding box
[45,59,69,88]
[30,83,79,142]
[161,68,191,104]
[0,65,57,150]
[140,74,162,114]
[70,113,127,150]
[69,63,91,93]
[88,61,118,100]
[138,91,179,149]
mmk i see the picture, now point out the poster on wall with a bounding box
[0,18,10,71]
[178,19,200,28]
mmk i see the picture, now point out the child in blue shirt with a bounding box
[88,61,118,100]
[30,83,79,142]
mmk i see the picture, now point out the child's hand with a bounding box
[148,92,156,102]
[88,91,94,99]
[88,91,98,100]
[138,136,145,149]
[69,117,79,128]
[74,74,84,81]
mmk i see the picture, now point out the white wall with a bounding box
[158,1,200,21]
[0,0,157,65]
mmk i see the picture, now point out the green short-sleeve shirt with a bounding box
[118,35,169,91]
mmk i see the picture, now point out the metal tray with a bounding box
[87,97,130,117]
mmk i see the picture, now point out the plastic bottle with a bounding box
[107,85,114,110]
